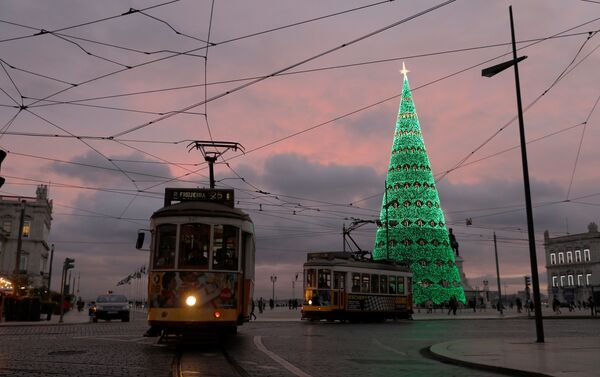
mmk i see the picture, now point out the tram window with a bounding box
[318,269,331,288]
[389,275,397,294]
[397,276,405,294]
[361,273,370,293]
[154,224,176,269]
[212,225,239,271]
[179,223,210,269]
[306,269,316,288]
[407,277,412,294]
[334,272,345,290]
[371,274,379,293]
[351,273,361,292]
[380,275,388,294]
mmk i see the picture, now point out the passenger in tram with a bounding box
[187,246,208,267]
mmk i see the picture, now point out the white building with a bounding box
[544,223,599,305]
[0,185,53,290]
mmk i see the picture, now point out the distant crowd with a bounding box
[250,297,300,319]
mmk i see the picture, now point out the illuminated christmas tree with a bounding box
[373,64,465,305]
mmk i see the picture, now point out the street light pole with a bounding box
[493,232,503,314]
[481,6,544,342]
[270,274,277,304]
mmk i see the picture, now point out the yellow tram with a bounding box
[301,252,413,322]
[138,188,255,337]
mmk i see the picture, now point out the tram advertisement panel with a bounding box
[347,294,406,311]
[149,271,237,309]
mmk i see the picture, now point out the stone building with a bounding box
[544,223,599,305]
[0,185,53,290]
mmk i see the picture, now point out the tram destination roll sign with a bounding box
[164,188,235,207]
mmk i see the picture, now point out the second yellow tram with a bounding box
[302,252,413,322]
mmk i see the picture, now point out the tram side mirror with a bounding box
[136,231,145,250]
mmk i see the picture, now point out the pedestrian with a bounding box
[427,300,433,313]
[515,297,522,313]
[552,297,561,314]
[258,297,264,314]
[588,296,594,316]
[250,299,257,320]
[447,296,457,315]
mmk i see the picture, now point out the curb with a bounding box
[425,343,552,377]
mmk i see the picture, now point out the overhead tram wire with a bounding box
[48,33,132,68]
[222,16,600,171]
[23,108,142,192]
[0,19,205,58]
[3,149,213,190]
[0,111,21,138]
[15,0,401,110]
[0,0,181,44]
[1,174,164,200]
[5,9,600,220]
[113,0,456,189]
[0,57,76,86]
[431,23,600,186]
[566,93,600,199]
[209,0,399,48]
[109,0,457,138]
[348,20,600,207]
[22,97,207,116]
[433,121,587,176]
[136,10,209,44]
[21,29,597,110]
[0,60,24,104]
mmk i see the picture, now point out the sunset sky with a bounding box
[1,0,599,301]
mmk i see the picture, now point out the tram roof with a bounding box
[151,201,252,222]
[303,252,410,273]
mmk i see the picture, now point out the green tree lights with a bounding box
[373,66,465,305]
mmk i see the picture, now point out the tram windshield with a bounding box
[154,224,176,268]
[318,269,331,289]
[179,223,210,269]
[212,224,239,271]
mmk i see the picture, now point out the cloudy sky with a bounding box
[1,0,599,301]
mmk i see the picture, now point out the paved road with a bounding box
[219,315,598,377]
[2,309,598,377]
[0,316,173,377]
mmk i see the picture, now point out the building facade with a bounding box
[0,185,53,290]
[544,223,599,305]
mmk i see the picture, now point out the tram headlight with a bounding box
[214,311,221,318]
[185,295,197,306]
[308,299,313,305]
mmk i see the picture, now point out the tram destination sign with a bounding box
[164,188,235,207]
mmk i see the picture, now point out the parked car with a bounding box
[91,294,130,322]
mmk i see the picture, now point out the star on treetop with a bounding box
[400,62,410,77]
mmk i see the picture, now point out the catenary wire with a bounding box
[109,0,457,138]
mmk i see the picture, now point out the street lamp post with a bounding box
[270,274,277,304]
[493,232,503,314]
[481,6,544,342]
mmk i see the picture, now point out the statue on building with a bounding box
[588,222,598,233]
[448,228,459,256]
[36,185,48,200]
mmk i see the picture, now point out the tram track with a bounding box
[173,346,250,377]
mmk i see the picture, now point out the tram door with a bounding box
[333,271,345,309]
